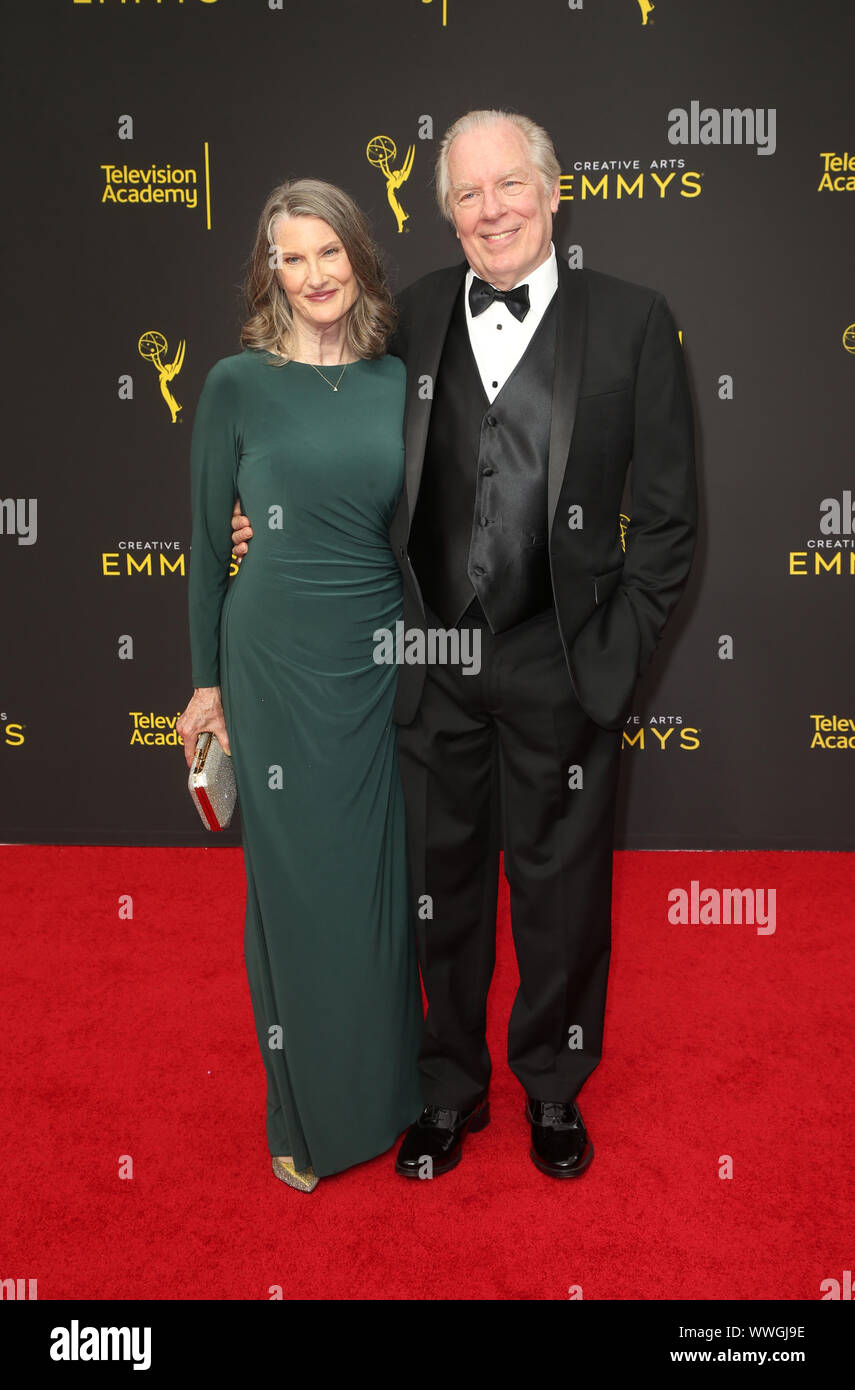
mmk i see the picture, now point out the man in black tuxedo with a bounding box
[232,109,696,1180]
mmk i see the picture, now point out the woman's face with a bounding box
[271,216,360,339]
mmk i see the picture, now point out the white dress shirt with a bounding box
[464,242,559,403]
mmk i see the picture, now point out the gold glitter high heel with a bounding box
[272,1156,318,1192]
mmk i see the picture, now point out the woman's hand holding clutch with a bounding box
[177,687,231,769]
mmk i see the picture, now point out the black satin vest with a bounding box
[408,286,557,632]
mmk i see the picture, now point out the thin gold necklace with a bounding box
[271,347,353,391]
[305,361,348,392]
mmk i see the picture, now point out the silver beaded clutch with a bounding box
[188,732,237,831]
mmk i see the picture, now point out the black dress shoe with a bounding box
[526,1097,594,1178]
[395,1097,490,1178]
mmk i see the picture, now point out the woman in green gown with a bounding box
[177,180,423,1190]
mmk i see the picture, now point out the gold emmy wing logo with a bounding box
[637,0,654,22]
[619,513,630,552]
[843,324,855,355]
[138,330,185,423]
[367,135,414,234]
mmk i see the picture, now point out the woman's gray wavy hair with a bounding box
[434,109,561,221]
[240,178,396,362]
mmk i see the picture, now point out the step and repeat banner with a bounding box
[1,0,852,848]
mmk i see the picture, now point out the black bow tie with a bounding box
[468,276,531,322]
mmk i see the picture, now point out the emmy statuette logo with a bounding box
[138,331,185,423]
[366,135,415,234]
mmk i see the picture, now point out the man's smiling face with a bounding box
[446,120,560,291]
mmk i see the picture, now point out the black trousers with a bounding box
[396,601,622,1111]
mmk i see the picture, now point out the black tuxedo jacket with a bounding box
[387,257,697,731]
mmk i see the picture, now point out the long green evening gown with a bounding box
[187,347,423,1177]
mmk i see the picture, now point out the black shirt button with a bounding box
[486,415,497,427]
[479,516,489,527]
[482,467,494,476]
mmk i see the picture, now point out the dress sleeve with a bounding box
[187,359,241,687]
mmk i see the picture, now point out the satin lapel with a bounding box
[404,264,466,523]
[547,262,588,536]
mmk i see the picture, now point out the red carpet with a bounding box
[1,847,851,1301]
